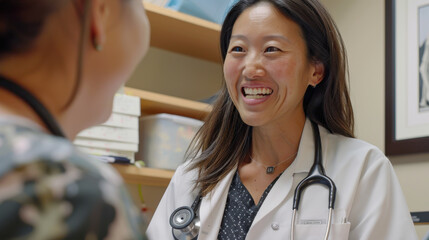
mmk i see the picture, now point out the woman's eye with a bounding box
[265,46,280,52]
[231,46,244,52]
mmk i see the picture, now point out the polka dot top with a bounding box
[218,171,281,239]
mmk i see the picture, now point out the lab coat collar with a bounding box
[199,165,236,238]
[293,118,318,174]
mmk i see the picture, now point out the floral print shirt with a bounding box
[0,118,146,239]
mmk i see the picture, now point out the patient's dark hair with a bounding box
[0,0,69,58]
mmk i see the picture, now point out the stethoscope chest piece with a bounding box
[170,206,200,240]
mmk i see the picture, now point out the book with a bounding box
[74,138,138,152]
[113,93,141,116]
[77,125,139,143]
[78,146,135,161]
[102,113,139,129]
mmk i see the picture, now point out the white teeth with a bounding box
[246,95,265,99]
[243,87,273,96]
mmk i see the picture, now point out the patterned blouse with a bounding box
[0,117,147,239]
[218,171,281,239]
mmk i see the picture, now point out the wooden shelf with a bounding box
[112,164,174,187]
[111,88,211,186]
[143,2,222,63]
[116,4,219,188]
[124,87,212,120]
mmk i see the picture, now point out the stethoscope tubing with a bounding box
[290,121,336,240]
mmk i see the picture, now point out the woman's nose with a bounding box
[242,55,265,79]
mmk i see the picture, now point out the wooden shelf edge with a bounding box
[112,163,174,187]
[124,87,212,120]
[142,1,222,63]
[143,2,221,32]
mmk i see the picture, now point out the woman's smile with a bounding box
[241,86,273,104]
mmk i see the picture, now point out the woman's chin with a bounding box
[240,115,268,127]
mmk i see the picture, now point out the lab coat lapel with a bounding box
[251,120,315,226]
[199,166,236,239]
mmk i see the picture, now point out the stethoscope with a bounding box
[291,120,336,240]
[169,121,337,240]
[0,75,66,138]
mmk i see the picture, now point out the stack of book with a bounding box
[75,93,140,163]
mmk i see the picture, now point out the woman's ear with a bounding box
[309,61,325,87]
[90,0,109,51]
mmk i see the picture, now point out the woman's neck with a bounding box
[251,115,306,167]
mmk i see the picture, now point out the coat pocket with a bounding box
[294,222,351,240]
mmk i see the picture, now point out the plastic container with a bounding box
[137,113,203,170]
[166,0,239,24]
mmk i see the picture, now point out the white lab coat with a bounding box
[147,120,418,240]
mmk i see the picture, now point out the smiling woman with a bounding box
[192,0,352,201]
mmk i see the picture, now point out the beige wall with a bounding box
[126,47,223,101]
[320,0,429,237]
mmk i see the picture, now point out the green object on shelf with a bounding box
[135,160,146,168]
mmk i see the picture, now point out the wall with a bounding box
[126,47,223,101]
[320,0,429,238]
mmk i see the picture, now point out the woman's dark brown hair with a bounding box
[187,0,354,196]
